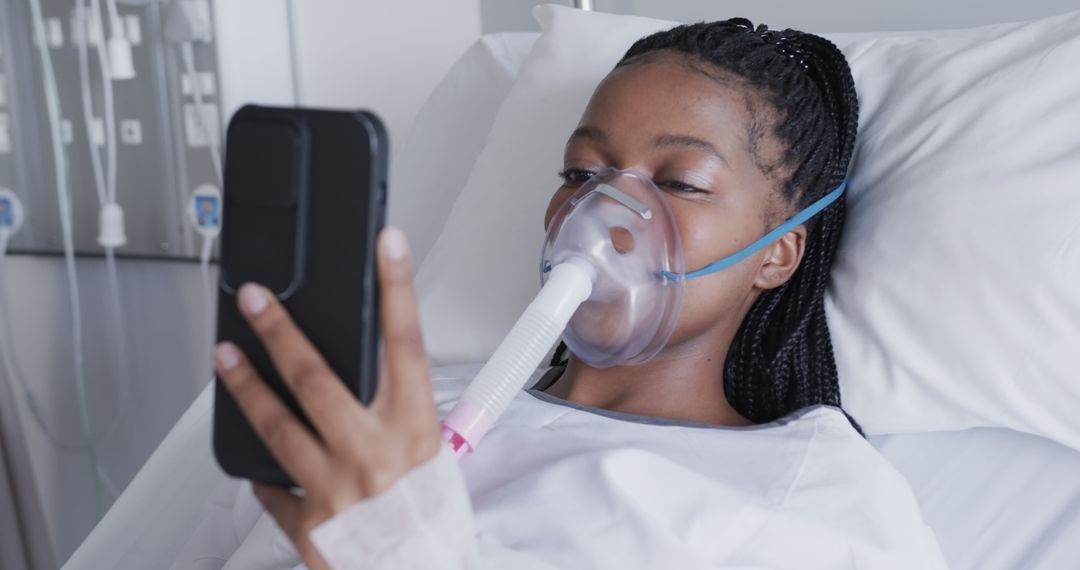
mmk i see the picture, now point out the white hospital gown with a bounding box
[307,376,947,569]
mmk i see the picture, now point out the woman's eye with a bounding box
[659,179,707,194]
[558,168,596,186]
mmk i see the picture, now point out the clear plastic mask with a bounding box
[541,168,685,368]
[540,165,848,368]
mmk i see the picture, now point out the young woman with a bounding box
[211,20,946,569]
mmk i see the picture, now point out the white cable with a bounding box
[27,0,105,517]
[200,234,213,297]
[72,0,134,447]
[286,0,303,105]
[104,0,122,28]
[90,0,118,204]
[0,261,107,450]
[189,184,221,360]
[103,248,132,426]
[0,250,123,497]
[87,3,132,448]
[103,0,135,80]
[81,0,128,252]
[91,3,132,495]
[75,3,108,207]
[167,1,221,388]
[84,0,133,449]
[83,0,132,407]
[183,42,223,341]
[1,225,91,452]
[200,234,214,337]
[180,41,223,185]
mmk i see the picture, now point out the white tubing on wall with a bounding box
[180,42,223,186]
[27,0,105,517]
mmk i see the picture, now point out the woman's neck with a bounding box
[544,323,754,427]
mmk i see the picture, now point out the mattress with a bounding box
[64,364,1080,569]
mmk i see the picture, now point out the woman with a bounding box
[212,20,946,569]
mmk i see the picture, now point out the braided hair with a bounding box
[550,19,861,428]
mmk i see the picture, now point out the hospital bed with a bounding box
[65,18,1080,570]
[64,369,1080,569]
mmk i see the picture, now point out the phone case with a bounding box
[213,105,388,485]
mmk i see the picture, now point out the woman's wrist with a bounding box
[309,444,477,569]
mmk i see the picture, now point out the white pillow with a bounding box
[415,5,1080,450]
[828,14,1080,442]
[415,8,675,366]
[389,32,537,267]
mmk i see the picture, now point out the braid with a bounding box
[552,19,861,430]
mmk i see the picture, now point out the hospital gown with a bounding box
[178,373,948,569]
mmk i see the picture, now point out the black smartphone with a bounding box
[212,105,388,485]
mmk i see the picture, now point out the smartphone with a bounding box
[213,105,388,485]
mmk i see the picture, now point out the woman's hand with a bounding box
[212,227,441,570]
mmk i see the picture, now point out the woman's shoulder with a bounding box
[779,405,907,489]
[776,406,930,527]
[763,407,948,568]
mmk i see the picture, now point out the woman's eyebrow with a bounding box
[651,134,727,164]
[568,126,608,144]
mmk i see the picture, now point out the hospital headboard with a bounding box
[481,0,1080,33]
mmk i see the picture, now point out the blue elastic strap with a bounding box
[665,178,847,281]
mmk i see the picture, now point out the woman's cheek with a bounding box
[671,205,764,328]
[544,187,576,230]
[674,208,720,273]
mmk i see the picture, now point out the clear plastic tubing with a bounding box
[441,258,595,456]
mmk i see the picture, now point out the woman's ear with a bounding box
[754,226,807,290]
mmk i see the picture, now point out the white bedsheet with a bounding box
[870,427,1080,569]
[64,368,1080,569]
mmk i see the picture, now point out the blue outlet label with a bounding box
[0,197,13,228]
[194,195,220,230]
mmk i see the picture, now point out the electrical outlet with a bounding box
[120,119,142,145]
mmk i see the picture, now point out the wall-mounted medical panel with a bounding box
[0,0,224,259]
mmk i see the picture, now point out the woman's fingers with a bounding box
[215,342,330,488]
[235,283,373,440]
[375,227,436,421]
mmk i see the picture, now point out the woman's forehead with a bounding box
[576,54,764,163]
